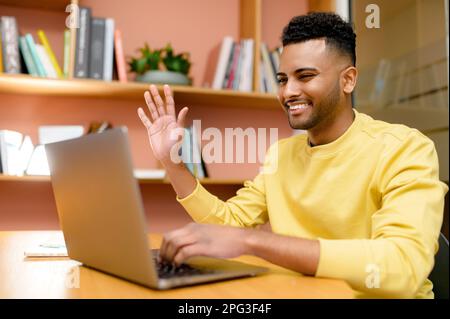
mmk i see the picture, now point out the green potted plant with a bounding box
[128,43,192,85]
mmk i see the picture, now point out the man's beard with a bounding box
[288,81,341,130]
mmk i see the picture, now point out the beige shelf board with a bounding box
[0,0,71,11]
[0,74,280,109]
[0,174,245,185]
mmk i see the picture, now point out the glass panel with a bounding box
[352,0,449,181]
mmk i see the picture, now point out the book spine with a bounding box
[233,40,245,90]
[37,29,63,78]
[0,16,21,74]
[238,39,254,92]
[35,44,58,78]
[88,17,105,80]
[0,30,3,73]
[212,36,234,90]
[114,29,127,83]
[222,42,235,89]
[103,18,115,81]
[260,43,277,93]
[68,24,77,78]
[18,36,38,76]
[74,7,91,78]
[63,29,70,78]
[24,34,47,77]
[226,43,240,89]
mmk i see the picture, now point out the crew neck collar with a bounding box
[304,109,361,157]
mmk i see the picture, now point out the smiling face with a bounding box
[277,39,354,133]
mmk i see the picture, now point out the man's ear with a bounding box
[341,66,358,94]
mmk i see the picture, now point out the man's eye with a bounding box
[299,74,314,80]
[277,78,287,84]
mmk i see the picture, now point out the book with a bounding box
[24,34,46,77]
[17,135,34,176]
[226,43,240,89]
[74,7,92,78]
[0,31,3,72]
[114,29,127,82]
[35,44,58,78]
[238,39,254,92]
[212,36,234,90]
[133,169,166,179]
[19,36,38,76]
[222,42,235,89]
[180,127,194,174]
[0,130,23,175]
[0,16,21,73]
[191,123,206,179]
[89,17,105,79]
[63,29,70,78]
[232,40,245,90]
[25,145,49,176]
[37,29,63,78]
[103,18,115,81]
[68,22,77,78]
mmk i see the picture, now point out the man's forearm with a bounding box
[244,229,320,276]
[162,160,197,199]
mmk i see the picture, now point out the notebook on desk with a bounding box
[44,127,267,289]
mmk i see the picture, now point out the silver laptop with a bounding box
[45,127,267,290]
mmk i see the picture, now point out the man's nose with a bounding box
[282,79,302,100]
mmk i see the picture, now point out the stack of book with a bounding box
[0,7,127,82]
[212,36,255,92]
[0,126,85,176]
[212,36,282,94]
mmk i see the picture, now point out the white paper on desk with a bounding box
[24,243,68,258]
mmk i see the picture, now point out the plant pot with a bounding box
[135,70,192,86]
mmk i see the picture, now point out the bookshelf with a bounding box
[0,73,279,109]
[0,0,322,231]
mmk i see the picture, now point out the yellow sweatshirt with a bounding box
[177,110,448,298]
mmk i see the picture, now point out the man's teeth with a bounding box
[289,103,310,110]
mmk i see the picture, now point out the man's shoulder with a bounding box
[357,111,434,149]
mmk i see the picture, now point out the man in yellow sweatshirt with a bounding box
[137,12,448,298]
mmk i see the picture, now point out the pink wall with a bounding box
[0,180,241,233]
[262,0,309,50]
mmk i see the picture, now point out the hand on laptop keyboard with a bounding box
[152,249,214,279]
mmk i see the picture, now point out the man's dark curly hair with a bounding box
[282,12,356,66]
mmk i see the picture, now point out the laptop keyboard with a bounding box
[151,250,215,279]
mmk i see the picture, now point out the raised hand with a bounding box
[137,84,189,165]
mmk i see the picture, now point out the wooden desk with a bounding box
[0,231,354,299]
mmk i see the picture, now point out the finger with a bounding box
[144,91,159,121]
[150,84,166,116]
[177,107,189,128]
[137,107,152,129]
[165,234,197,263]
[160,227,192,261]
[163,84,176,117]
[173,244,206,266]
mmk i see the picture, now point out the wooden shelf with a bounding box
[0,74,280,109]
[0,174,245,185]
[0,0,71,11]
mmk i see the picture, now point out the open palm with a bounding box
[137,84,189,164]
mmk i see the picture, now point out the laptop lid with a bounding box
[45,127,158,287]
